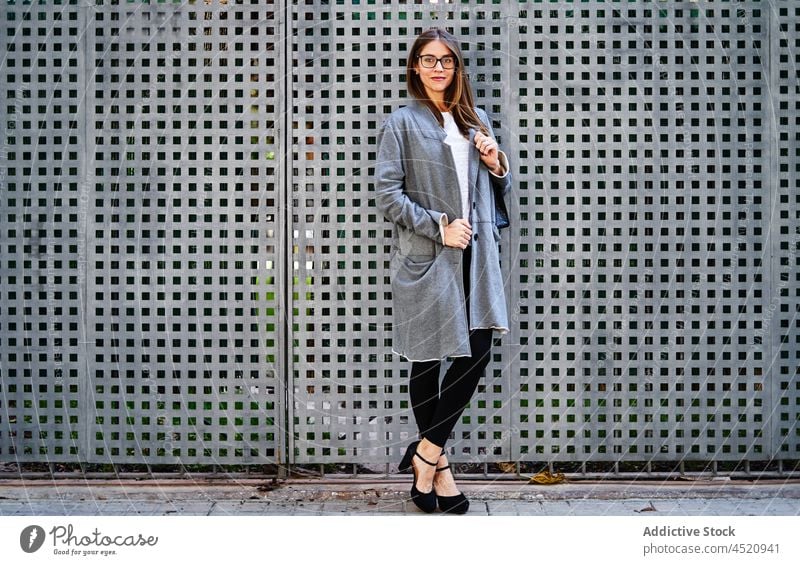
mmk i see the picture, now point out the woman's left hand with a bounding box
[474,131,504,175]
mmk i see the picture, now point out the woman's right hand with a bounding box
[443,219,473,249]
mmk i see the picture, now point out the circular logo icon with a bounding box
[20,525,46,553]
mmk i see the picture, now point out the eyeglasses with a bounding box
[416,54,457,70]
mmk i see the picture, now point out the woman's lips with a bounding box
[432,77,446,81]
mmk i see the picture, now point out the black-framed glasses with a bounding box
[416,54,457,70]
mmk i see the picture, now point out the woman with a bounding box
[374,28,512,514]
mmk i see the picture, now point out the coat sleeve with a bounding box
[478,109,512,199]
[375,118,449,243]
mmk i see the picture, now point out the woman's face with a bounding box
[414,40,457,100]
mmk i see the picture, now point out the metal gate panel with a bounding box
[767,0,800,461]
[50,1,284,467]
[83,1,285,466]
[288,1,514,465]
[0,1,93,463]
[506,2,778,462]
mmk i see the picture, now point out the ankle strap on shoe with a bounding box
[413,450,439,467]
[435,464,450,472]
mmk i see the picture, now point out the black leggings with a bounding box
[409,244,493,448]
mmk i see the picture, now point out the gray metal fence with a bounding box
[0,0,797,473]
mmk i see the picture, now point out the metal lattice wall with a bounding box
[0,0,797,470]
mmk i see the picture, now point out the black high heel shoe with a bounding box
[434,464,469,514]
[398,440,439,513]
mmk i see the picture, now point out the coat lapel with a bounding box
[407,99,479,219]
[465,127,478,214]
[407,100,445,140]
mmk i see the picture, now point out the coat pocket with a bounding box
[395,253,437,282]
[398,225,438,257]
[390,248,461,338]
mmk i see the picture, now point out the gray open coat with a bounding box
[374,99,512,361]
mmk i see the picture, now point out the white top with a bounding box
[435,111,510,244]
[441,111,471,221]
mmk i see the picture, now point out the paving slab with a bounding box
[0,478,797,516]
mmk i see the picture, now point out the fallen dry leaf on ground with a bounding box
[527,470,566,485]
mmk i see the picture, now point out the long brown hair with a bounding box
[405,27,489,138]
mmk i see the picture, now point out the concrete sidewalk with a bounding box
[1,477,798,516]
